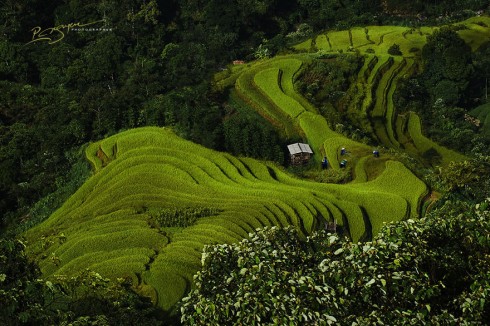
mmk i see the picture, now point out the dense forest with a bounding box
[1,0,490,324]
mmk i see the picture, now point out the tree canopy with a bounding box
[181,200,490,325]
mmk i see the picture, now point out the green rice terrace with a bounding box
[24,16,489,314]
[25,127,426,312]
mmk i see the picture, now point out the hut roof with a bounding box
[287,143,313,155]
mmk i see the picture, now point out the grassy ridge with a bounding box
[236,64,295,136]
[299,111,339,163]
[384,58,415,147]
[277,59,319,114]
[254,68,305,118]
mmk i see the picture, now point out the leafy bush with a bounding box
[307,168,352,184]
[181,200,490,325]
[469,102,490,139]
[388,43,402,56]
[0,239,49,325]
[286,23,313,44]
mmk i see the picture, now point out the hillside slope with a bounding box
[25,127,427,312]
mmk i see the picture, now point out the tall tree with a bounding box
[422,27,473,106]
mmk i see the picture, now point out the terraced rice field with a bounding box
[25,127,427,312]
[295,16,490,55]
[233,56,357,166]
[349,51,465,165]
[254,68,305,118]
[235,58,299,137]
[456,16,490,50]
[232,51,463,169]
[24,16,489,314]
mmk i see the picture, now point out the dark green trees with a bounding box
[0,239,48,324]
[223,113,284,164]
[395,27,484,154]
[388,43,402,56]
[422,27,473,106]
[295,55,361,106]
[181,200,490,325]
[470,40,490,102]
[384,0,488,17]
[296,0,383,30]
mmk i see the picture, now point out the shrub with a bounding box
[148,207,221,228]
[181,201,490,325]
[388,43,402,56]
[286,23,313,44]
[310,168,352,184]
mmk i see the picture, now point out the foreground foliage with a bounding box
[0,239,166,325]
[181,200,490,325]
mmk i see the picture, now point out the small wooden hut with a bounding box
[288,143,313,165]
